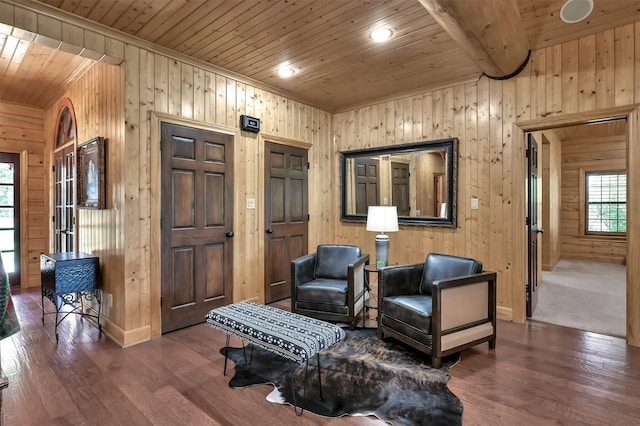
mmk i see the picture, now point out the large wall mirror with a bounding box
[341,138,457,227]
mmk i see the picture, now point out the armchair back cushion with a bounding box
[315,244,362,280]
[420,253,482,295]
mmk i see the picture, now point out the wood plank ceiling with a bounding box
[1,0,640,111]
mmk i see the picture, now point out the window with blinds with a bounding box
[585,171,626,235]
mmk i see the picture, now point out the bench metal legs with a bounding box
[290,353,322,416]
[222,334,253,376]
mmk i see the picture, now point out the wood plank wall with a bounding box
[333,22,640,337]
[44,62,126,337]
[541,130,562,271]
[0,101,45,288]
[125,48,331,343]
[559,135,627,264]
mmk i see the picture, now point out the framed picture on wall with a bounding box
[77,137,105,209]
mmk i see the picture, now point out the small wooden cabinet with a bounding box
[40,252,102,342]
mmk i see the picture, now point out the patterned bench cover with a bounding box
[205,301,345,364]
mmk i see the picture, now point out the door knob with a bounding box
[266,227,273,234]
[225,231,234,238]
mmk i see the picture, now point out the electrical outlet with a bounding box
[471,198,479,210]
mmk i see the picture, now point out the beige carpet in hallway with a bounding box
[532,258,626,338]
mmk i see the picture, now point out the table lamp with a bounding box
[366,206,399,267]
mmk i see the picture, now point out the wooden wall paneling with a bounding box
[0,101,45,289]
[562,39,579,114]
[628,108,639,344]
[138,48,154,333]
[488,78,504,301]
[530,48,546,119]
[502,77,516,307]
[203,71,215,123]
[226,79,237,129]
[614,24,635,107]
[124,44,142,335]
[440,88,454,252]
[192,66,205,122]
[154,54,169,114]
[578,34,597,112]
[464,82,478,260]
[476,78,491,271]
[546,44,562,116]
[636,23,640,104]
[595,30,615,110]
[453,85,466,255]
[167,59,181,117]
[180,63,194,119]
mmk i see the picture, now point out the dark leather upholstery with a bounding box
[291,244,369,330]
[378,253,496,367]
[420,254,482,294]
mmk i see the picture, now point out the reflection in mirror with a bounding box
[341,138,457,227]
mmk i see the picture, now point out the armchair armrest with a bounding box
[347,253,369,301]
[378,263,424,298]
[291,253,317,288]
[430,271,497,354]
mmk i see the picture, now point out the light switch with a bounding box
[470,198,479,210]
[246,197,256,209]
[383,197,388,205]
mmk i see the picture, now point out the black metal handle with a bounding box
[225,231,234,238]
[266,227,273,234]
[536,229,544,234]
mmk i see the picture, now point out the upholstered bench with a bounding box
[205,301,345,414]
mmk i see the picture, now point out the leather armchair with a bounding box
[378,253,496,367]
[291,244,369,330]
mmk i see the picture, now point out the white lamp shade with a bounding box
[366,206,399,233]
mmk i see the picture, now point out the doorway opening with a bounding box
[526,117,628,338]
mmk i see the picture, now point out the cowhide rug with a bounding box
[220,328,463,425]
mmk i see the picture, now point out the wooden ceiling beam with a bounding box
[418,0,530,79]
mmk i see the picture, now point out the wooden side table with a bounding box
[363,264,379,328]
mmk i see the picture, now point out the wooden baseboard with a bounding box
[497,306,513,321]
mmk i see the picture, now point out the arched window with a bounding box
[56,105,76,148]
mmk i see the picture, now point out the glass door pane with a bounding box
[0,154,19,284]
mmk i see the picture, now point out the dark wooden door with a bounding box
[161,123,234,333]
[527,133,539,317]
[354,157,379,214]
[53,145,75,253]
[0,153,20,287]
[392,162,410,216]
[264,142,308,303]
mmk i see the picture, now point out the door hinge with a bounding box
[306,162,310,169]
[307,214,310,221]
[525,216,529,226]
[160,296,163,307]
[52,165,55,172]
[52,215,55,223]
[525,148,530,158]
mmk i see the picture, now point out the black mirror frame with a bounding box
[340,138,457,227]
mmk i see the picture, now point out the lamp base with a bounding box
[375,234,390,267]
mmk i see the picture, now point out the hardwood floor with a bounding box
[2,289,639,425]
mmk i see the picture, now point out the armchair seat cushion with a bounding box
[296,278,348,306]
[381,295,433,334]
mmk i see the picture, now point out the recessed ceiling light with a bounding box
[370,27,393,43]
[560,0,593,24]
[277,65,295,78]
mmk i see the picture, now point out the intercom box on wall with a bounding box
[240,115,260,133]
